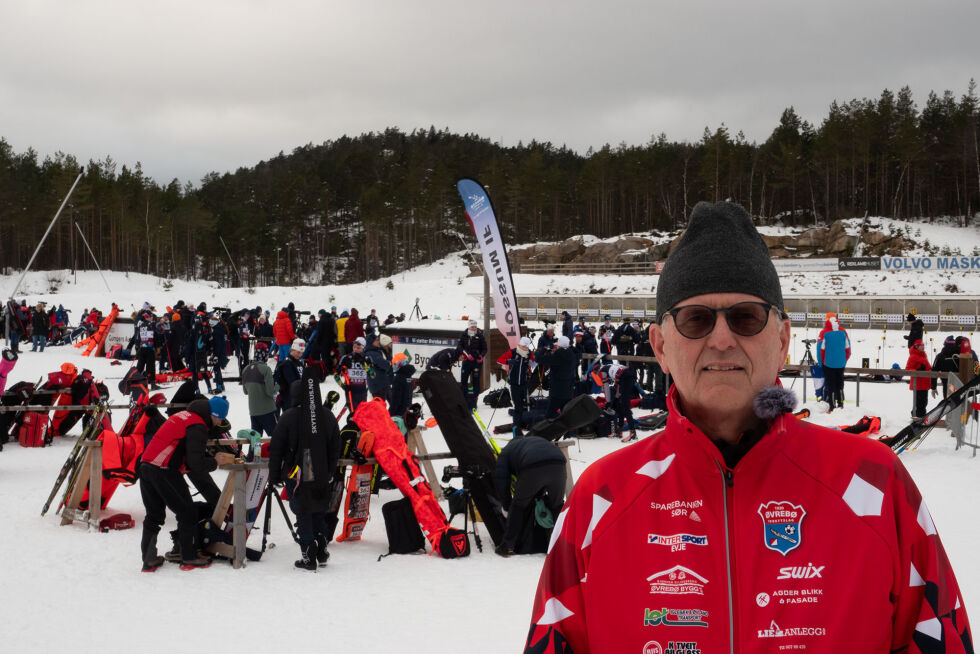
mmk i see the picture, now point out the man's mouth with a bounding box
[703,365,743,371]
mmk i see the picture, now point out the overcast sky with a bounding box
[2,0,978,187]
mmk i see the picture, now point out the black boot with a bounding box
[164,530,181,562]
[141,535,164,572]
[179,553,213,571]
[295,542,318,571]
[314,534,330,567]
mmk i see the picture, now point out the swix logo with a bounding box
[777,563,825,580]
[451,534,468,555]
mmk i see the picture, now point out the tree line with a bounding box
[1,82,978,288]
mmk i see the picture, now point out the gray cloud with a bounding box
[2,0,977,186]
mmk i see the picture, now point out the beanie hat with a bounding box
[291,338,306,352]
[945,336,957,346]
[556,335,570,348]
[656,201,782,318]
[353,336,366,347]
[907,313,917,322]
[468,319,478,327]
[208,396,229,420]
[519,336,533,349]
[379,334,392,348]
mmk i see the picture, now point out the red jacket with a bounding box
[525,386,971,653]
[345,311,364,343]
[273,310,296,346]
[906,344,934,391]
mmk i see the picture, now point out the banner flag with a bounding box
[456,178,521,349]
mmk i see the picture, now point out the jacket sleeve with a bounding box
[492,447,513,506]
[886,457,971,652]
[267,412,292,484]
[524,478,595,654]
[264,366,277,399]
[184,425,217,475]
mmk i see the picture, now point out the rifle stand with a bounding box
[207,461,268,569]
[60,440,103,530]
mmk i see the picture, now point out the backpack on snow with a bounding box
[482,388,511,408]
[377,497,426,560]
[18,412,51,447]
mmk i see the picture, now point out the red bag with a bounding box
[353,398,469,559]
[99,513,135,532]
[18,412,50,447]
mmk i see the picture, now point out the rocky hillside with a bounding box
[497,219,913,273]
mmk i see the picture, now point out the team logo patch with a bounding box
[757,501,805,555]
[646,565,708,595]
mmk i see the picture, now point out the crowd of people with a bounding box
[2,300,75,352]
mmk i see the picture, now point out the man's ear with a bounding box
[650,324,671,375]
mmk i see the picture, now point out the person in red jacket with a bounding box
[344,308,364,344]
[525,201,972,654]
[138,397,235,572]
[906,339,937,419]
[273,309,296,362]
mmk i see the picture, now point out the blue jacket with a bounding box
[817,318,850,369]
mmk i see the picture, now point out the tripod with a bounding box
[409,297,423,321]
[446,485,484,553]
[259,480,300,556]
[791,339,818,402]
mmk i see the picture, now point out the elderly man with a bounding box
[525,202,971,653]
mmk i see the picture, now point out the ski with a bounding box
[880,372,980,452]
[470,408,502,454]
[41,399,108,516]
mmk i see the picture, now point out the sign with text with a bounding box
[881,256,980,271]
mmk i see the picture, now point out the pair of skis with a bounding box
[41,400,110,516]
[879,373,980,453]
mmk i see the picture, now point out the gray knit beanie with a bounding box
[656,201,782,318]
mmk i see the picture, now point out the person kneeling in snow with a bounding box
[493,435,567,557]
[268,380,341,571]
[138,396,234,572]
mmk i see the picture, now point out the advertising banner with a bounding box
[457,179,521,349]
[838,257,881,271]
[881,256,980,271]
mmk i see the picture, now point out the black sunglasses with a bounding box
[660,302,779,339]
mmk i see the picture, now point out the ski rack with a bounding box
[209,434,576,568]
[59,440,103,530]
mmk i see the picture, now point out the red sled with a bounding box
[18,412,51,447]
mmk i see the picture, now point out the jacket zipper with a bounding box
[718,463,736,654]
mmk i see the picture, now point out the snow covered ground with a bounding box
[2,216,979,652]
[2,342,978,653]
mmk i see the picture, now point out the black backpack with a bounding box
[482,388,511,408]
[377,497,426,560]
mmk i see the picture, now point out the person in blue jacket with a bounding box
[816,312,851,411]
